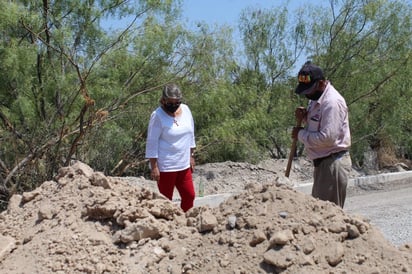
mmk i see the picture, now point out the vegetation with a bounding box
[0,0,411,210]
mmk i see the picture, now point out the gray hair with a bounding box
[162,84,182,100]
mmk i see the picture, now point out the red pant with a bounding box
[158,168,195,212]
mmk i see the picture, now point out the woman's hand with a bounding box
[151,166,160,181]
[190,155,195,171]
[149,158,160,181]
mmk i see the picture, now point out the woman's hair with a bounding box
[162,84,182,100]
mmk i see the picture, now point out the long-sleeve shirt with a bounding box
[145,104,196,172]
[298,82,351,160]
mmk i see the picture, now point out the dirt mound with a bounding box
[0,161,411,273]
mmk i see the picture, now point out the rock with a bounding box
[0,235,16,261]
[227,215,236,229]
[249,230,266,247]
[112,219,163,244]
[325,242,344,266]
[38,204,56,221]
[301,236,316,255]
[279,211,288,218]
[7,194,22,213]
[199,210,218,232]
[268,230,294,247]
[90,172,111,189]
[22,190,40,203]
[263,247,296,269]
[346,224,360,239]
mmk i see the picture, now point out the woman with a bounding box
[145,84,196,212]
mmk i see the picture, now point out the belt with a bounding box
[313,150,348,167]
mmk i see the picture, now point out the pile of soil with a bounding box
[0,161,411,273]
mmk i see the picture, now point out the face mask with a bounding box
[304,81,323,100]
[305,90,323,100]
[164,102,181,113]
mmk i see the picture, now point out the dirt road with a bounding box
[293,170,412,247]
[345,185,412,247]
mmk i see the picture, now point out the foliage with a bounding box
[0,0,185,210]
[0,0,411,211]
[304,0,412,165]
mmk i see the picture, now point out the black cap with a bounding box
[295,62,325,94]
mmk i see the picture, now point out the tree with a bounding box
[304,0,412,167]
[226,5,308,160]
[1,0,411,211]
[0,0,188,209]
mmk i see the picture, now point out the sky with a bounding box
[180,0,326,71]
[181,0,308,26]
[103,0,326,71]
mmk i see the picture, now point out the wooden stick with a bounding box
[285,120,302,177]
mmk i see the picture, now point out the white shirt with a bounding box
[145,104,196,172]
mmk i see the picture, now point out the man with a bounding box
[292,62,352,208]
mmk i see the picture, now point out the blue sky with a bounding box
[180,0,326,70]
[103,1,326,71]
[181,0,326,27]
[184,0,295,25]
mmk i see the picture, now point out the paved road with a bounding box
[345,185,412,247]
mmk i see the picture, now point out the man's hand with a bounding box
[295,107,307,124]
[291,107,306,139]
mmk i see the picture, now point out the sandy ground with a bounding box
[0,160,411,273]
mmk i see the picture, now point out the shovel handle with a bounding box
[285,139,297,177]
[285,119,302,177]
